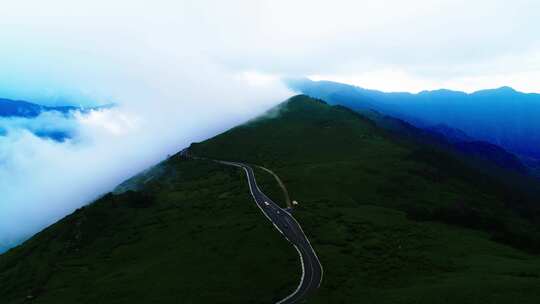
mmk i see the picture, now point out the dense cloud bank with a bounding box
[0,2,292,252]
[0,76,290,253]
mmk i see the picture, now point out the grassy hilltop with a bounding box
[1,95,540,303]
[191,95,540,303]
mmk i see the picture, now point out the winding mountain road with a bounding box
[217,160,323,304]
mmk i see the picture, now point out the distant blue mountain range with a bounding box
[287,78,540,162]
[0,98,112,141]
[0,98,111,118]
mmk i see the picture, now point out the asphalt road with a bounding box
[217,160,323,304]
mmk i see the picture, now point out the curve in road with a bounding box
[217,160,323,304]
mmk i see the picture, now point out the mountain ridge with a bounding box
[288,77,539,96]
[2,94,540,303]
[0,97,114,118]
[286,78,540,161]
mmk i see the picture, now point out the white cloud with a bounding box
[0,111,77,136]
[0,1,293,252]
[1,1,540,96]
[0,69,290,252]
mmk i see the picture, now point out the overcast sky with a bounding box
[1,0,540,251]
[0,0,540,99]
[1,0,540,101]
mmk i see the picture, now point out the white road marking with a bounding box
[215,160,323,303]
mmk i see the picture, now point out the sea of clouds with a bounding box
[0,2,292,252]
[0,69,290,253]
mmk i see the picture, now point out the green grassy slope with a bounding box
[191,95,540,303]
[0,159,298,304]
[2,94,539,304]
